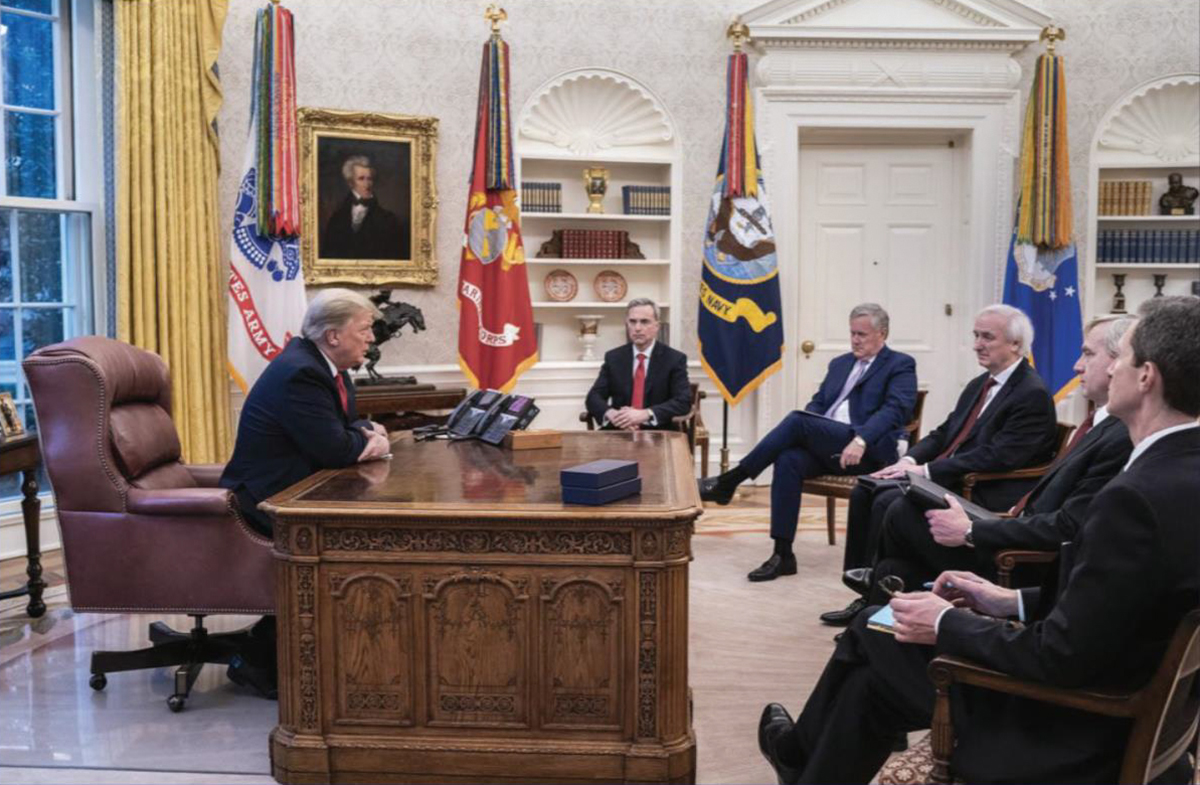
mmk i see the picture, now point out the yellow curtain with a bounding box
[115,0,231,462]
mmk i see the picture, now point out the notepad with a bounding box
[866,603,896,635]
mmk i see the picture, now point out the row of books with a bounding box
[621,185,671,215]
[521,182,562,213]
[1099,180,1153,216]
[561,229,631,259]
[1096,230,1200,264]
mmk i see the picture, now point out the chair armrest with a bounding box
[961,464,1051,498]
[127,486,233,517]
[994,549,1058,571]
[927,655,1139,719]
[184,463,225,487]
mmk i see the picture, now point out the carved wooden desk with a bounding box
[0,433,47,617]
[265,431,700,784]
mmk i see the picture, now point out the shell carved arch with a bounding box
[1096,73,1200,164]
[517,68,677,157]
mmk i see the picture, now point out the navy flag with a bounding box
[698,52,784,406]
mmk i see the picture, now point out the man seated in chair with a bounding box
[756,295,1200,785]
[870,315,1135,597]
[585,298,690,431]
[219,288,392,696]
[821,304,1058,626]
[698,303,917,582]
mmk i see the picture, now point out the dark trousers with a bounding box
[783,611,934,783]
[740,411,881,542]
[844,484,904,571]
[874,495,985,595]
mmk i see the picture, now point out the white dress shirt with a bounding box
[829,354,877,425]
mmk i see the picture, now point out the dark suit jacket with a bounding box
[804,345,917,463]
[938,427,1200,782]
[221,337,372,530]
[321,193,409,260]
[585,342,690,430]
[971,414,1132,556]
[907,358,1057,510]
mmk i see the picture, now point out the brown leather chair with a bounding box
[581,381,708,472]
[924,608,1200,784]
[805,389,928,546]
[23,336,273,712]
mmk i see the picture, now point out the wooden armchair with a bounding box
[961,422,1074,503]
[581,382,708,473]
[805,389,928,546]
[924,608,1200,784]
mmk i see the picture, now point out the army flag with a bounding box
[456,33,537,392]
[227,3,305,394]
[698,52,784,406]
[1002,51,1083,402]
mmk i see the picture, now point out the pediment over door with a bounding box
[742,0,1051,50]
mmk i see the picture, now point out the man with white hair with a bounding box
[320,155,408,260]
[219,288,391,698]
[821,304,1058,626]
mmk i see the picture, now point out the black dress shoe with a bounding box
[758,703,801,785]
[227,655,278,700]
[698,476,737,505]
[819,596,868,626]
[748,553,798,582]
[841,567,873,596]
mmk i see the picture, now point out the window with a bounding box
[1,0,100,501]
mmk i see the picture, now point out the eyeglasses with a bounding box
[878,574,906,599]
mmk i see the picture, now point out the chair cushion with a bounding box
[109,403,190,485]
[877,734,940,785]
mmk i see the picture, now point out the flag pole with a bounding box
[716,18,751,476]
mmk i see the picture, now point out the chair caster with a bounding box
[167,694,186,712]
[89,673,107,691]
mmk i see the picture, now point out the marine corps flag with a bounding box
[698,51,784,406]
[227,3,306,394]
[456,28,537,392]
[1002,38,1083,403]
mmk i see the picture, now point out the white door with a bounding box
[796,143,960,433]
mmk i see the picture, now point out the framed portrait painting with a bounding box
[299,107,439,286]
[0,392,25,440]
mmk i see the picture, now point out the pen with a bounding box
[923,580,954,589]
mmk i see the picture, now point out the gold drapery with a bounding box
[115,0,231,462]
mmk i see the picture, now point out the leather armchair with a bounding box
[23,336,273,711]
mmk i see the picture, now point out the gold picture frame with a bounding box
[299,107,439,286]
[0,392,25,439]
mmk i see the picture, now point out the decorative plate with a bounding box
[544,269,578,302]
[593,270,628,302]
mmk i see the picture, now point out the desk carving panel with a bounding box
[266,431,700,784]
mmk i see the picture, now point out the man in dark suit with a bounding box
[222,288,391,537]
[757,296,1200,784]
[698,304,917,582]
[219,288,391,698]
[821,304,1058,624]
[321,156,409,260]
[585,298,690,432]
[871,314,1136,594]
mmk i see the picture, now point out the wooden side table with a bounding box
[0,433,47,617]
[354,383,468,431]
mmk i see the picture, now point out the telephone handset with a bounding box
[478,394,540,445]
[447,389,507,437]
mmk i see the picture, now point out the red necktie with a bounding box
[335,373,349,414]
[936,377,997,461]
[1009,410,1096,515]
[632,353,647,409]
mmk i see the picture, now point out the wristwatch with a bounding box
[963,525,975,547]
[852,435,866,448]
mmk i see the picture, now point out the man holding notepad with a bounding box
[756,296,1200,784]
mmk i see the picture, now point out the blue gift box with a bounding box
[562,476,642,505]
[560,459,639,489]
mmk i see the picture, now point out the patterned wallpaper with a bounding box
[215,0,1200,370]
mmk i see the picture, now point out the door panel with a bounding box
[798,144,958,430]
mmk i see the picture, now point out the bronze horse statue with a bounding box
[361,290,426,384]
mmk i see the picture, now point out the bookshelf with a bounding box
[1084,74,1200,318]
[516,67,682,363]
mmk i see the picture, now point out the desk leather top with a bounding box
[263,430,700,521]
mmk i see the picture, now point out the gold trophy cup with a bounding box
[582,166,608,214]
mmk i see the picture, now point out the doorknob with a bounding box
[801,340,815,358]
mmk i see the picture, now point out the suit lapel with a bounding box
[617,344,635,405]
[642,343,665,400]
[966,359,1027,437]
[853,346,890,390]
[1025,417,1115,503]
